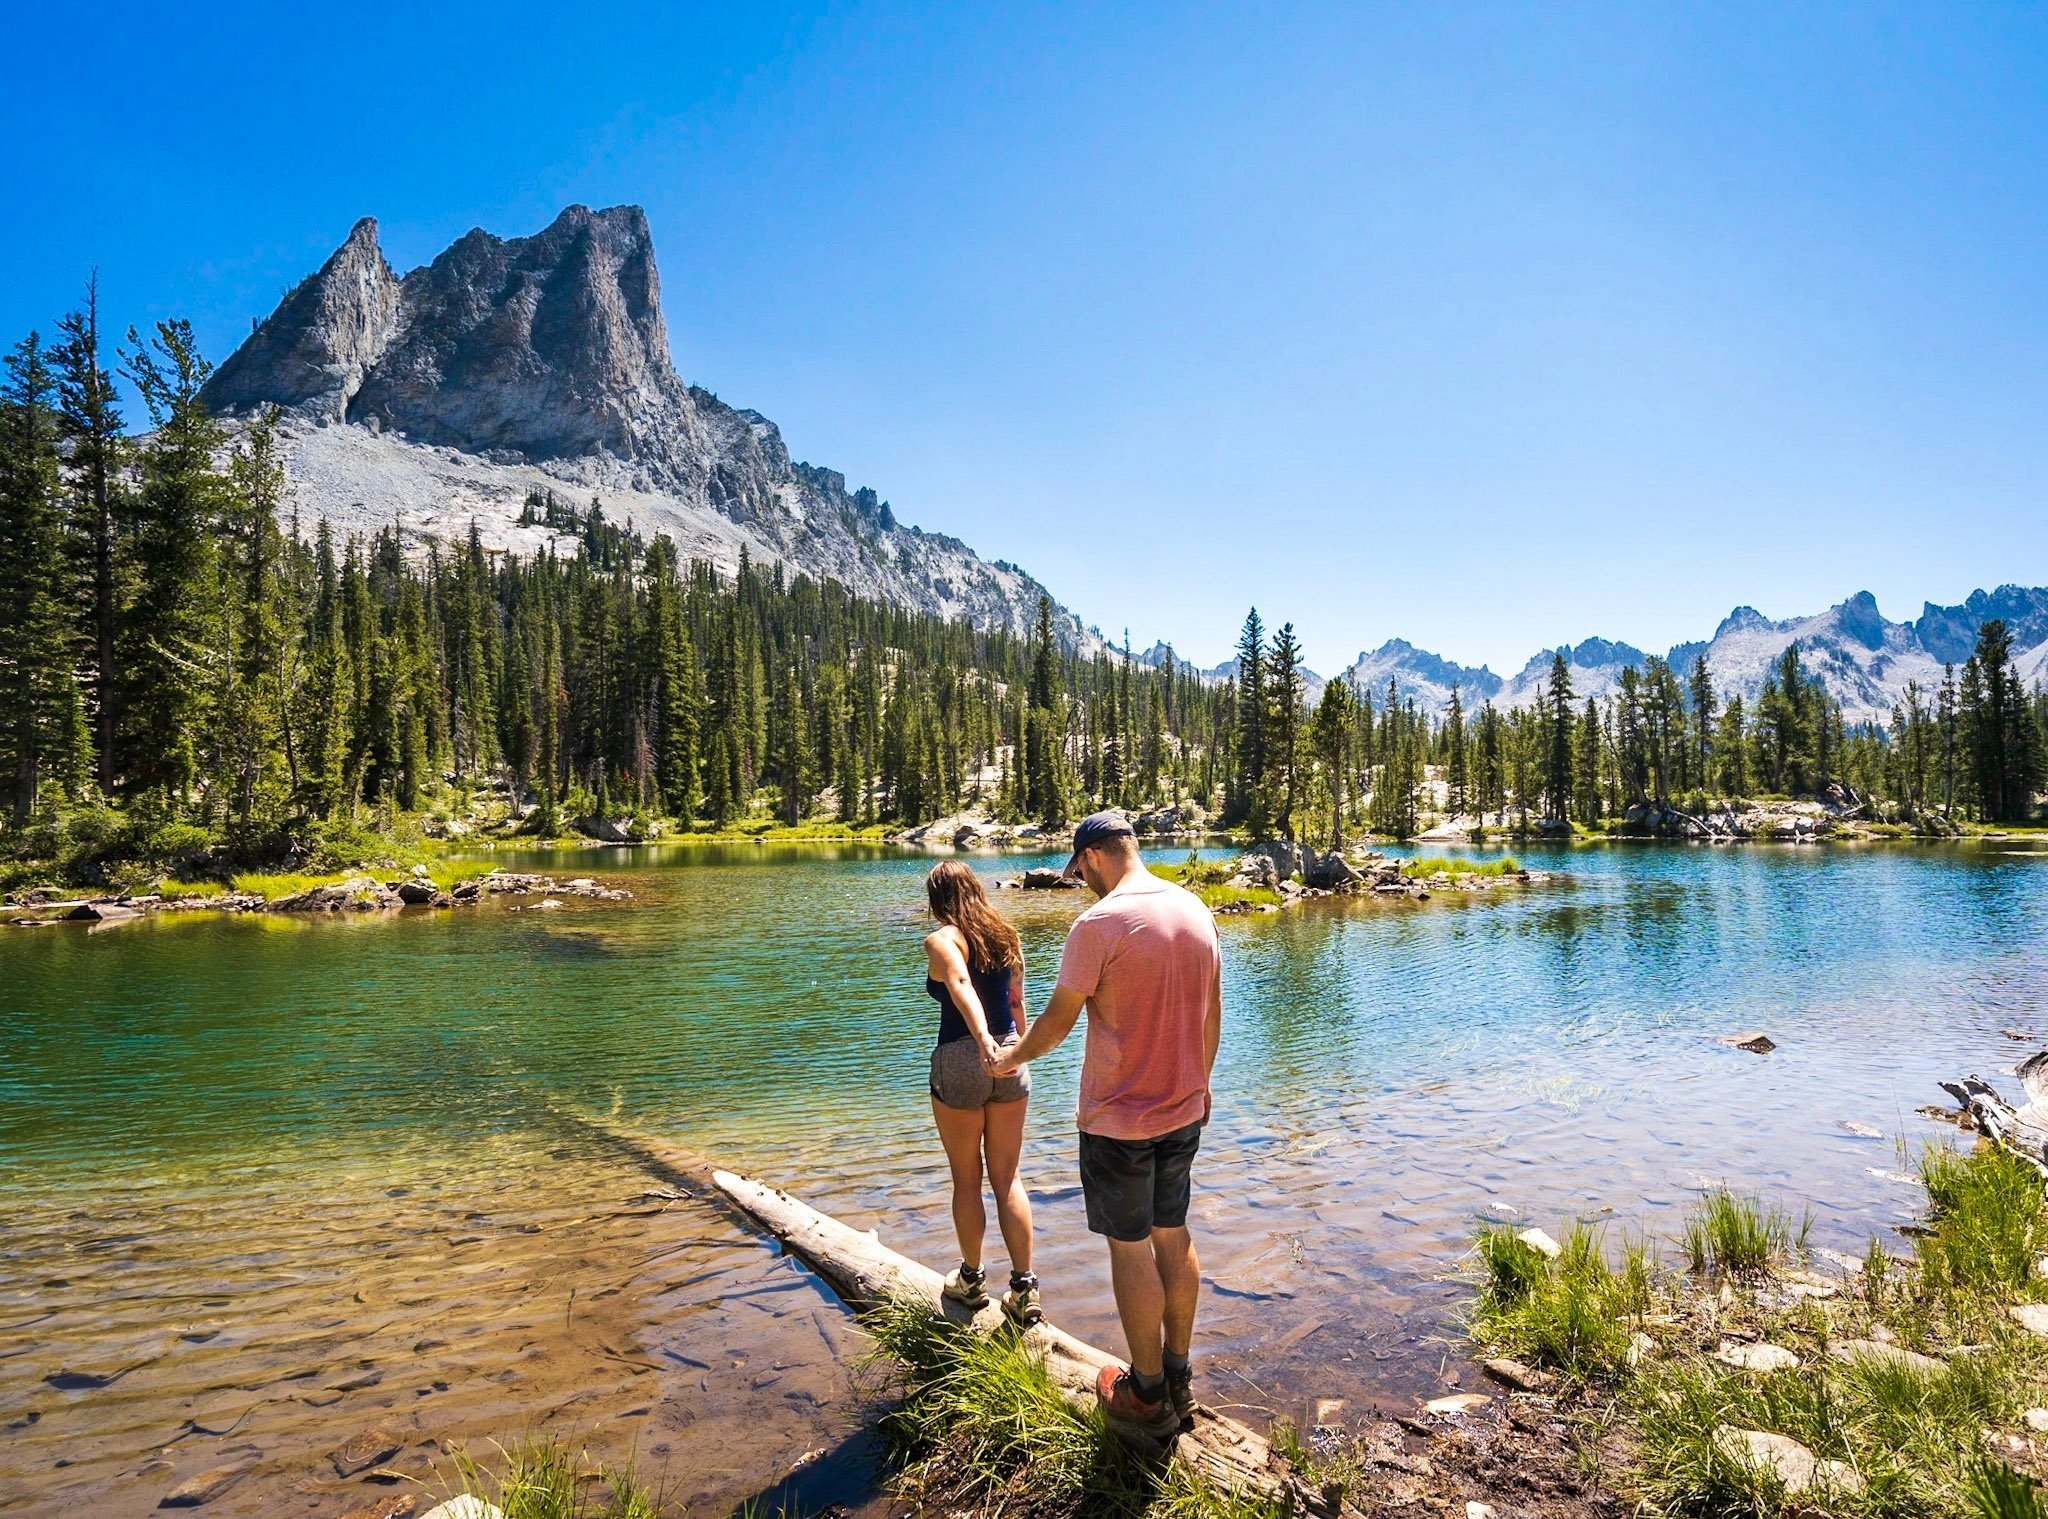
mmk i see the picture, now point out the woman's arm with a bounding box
[926,929,1000,1063]
[1009,955,1027,1040]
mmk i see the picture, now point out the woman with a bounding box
[923,859,1041,1324]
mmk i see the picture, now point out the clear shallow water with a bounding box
[3,840,2046,1514]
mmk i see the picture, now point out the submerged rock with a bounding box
[159,1459,255,1507]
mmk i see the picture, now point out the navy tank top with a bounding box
[927,959,1016,1046]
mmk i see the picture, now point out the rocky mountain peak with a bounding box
[201,216,400,421]
[193,206,1084,644]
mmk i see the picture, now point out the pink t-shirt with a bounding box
[1055,872,1221,1141]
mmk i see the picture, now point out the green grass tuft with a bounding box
[1680,1188,1809,1278]
[859,1295,1285,1518]
[1970,1459,2048,1519]
[1470,1222,1648,1382]
[1918,1143,2048,1301]
[447,1434,670,1518]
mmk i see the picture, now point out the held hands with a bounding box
[981,1041,1019,1078]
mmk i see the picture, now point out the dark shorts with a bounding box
[1078,1121,1203,1241]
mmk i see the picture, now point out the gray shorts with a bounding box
[929,1035,1029,1110]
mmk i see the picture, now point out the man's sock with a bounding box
[1132,1367,1168,1402]
[1163,1348,1191,1379]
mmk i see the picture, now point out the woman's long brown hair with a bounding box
[925,861,1022,974]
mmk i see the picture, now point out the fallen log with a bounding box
[713,1169,1361,1519]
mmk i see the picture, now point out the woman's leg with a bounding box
[932,1098,988,1268]
[981,1096,1033,1274]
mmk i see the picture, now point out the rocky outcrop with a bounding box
[198,207,1087,642]
[202,218,401,421]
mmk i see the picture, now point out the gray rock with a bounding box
[159,1459,255,1507]
[394,879,437,905]
[1709,1427,1864,1494]
[1019,868,1075,891]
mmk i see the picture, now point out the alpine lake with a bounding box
[3,837,2045,1516]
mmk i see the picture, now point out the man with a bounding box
[990,811,1223,1437]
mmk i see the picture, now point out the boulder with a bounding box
[1019,867,1075,891]
[1481,1357,1554,1392]
[395,879,437,905]
[1239,840,1311,882]
[1721,1031,1777,1054]
[276,876,401,912]
[1710,1428,1864,1494]
[1305,850,1364,890]
[1827,1339,1945,1375]
[1714,1341,1801,1373]
[575,816,635,843]
[61,901,139,922]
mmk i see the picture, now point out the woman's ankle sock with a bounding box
[1010,1269,1037,1290]
[958,1260,985,1283]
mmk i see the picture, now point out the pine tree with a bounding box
[1267,622,1305,840]
[1310,675,1350,847]
[1543,652,1574,820]
[1688,654,1715,797]
[120,320,226,806]
[1229,608,1267,831]
[0,335,91,824]
[53,276,126,793]
[1443,684,1468,815]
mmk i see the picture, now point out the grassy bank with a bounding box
[1469,1142,2048,1517]
[1398,853,1522,878]
[1150,854,1284,910]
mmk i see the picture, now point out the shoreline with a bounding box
[2,868,632,925]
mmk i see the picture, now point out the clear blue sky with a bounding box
[5,2,2045,673]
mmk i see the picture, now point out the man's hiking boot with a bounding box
[1165,1363,1195,1427]
[1000,1275,1043,1326]
[941,1263,989,1309]
[1095,1363,1181,1440]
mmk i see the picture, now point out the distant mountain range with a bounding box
[198,205,1079,641]
[1334,587,2048,726]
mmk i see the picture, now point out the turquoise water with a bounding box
[4,840,2046,1513]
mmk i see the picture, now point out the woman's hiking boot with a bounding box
[1000,1272,1042,1325]
[1095,1363,1181,1439]
[941,1262,989,1309]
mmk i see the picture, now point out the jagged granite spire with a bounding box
[345,204,693,465]
[200,217,400,421]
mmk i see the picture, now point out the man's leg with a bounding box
[1152,1224,1200,1359]
[1106,1234,1167,1378]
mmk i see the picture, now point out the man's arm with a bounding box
[1204,957,1222,1078]
[989,984,1085,1075]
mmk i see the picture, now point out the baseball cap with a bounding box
[1062,811,1137,879]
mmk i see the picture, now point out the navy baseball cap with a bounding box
[1063,811,1137,879]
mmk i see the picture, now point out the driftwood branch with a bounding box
[1940,1052,2048,1176]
